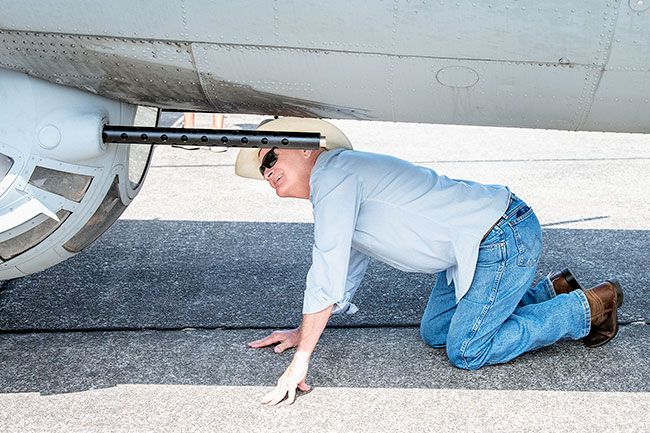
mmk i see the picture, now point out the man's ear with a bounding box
[302,149,314,158]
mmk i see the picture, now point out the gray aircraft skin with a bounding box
[0,0,648,278]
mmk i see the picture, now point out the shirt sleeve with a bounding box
[332,248,370,315]
[303,170,366,314]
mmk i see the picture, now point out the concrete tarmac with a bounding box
[0,113,649,432]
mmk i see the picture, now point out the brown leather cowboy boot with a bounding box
[584,280,624,348]
[550,268,583,295]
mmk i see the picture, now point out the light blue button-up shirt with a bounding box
[304,148,511,315]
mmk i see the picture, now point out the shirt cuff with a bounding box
[303,287,358,315]
[332,300,359,315]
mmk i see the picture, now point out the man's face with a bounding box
[258,147,315,199]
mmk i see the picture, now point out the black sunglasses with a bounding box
[259,147,279,176]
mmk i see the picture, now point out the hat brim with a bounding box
[235,117,353,180]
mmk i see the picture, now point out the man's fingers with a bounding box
[274,343,290,353]
[297,380,311,392]
[260,389,277,404]
[248,340,267,348]
[248,334,281,348]
[268,390,288,406]
[248,337,275,348]
[286,387,296,405]
[261,387,288,406]
[261,381,308,406]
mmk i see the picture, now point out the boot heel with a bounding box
[606,279,624,308]
[561,268,583,291]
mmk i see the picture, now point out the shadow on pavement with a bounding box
[0,220,647,330]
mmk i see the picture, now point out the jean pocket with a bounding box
[509,208,542,267]
[477,227,505,267]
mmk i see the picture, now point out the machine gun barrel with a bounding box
[102,125,323,149]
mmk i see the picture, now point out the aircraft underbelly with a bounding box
[0,0,649,132]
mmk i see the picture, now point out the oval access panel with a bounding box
[436,66,480,88]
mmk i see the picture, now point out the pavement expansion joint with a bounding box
[0,323,420,336]
[0,320,646,336]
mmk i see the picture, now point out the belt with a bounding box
[481,195,516,242]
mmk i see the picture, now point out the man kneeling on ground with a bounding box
[234,117,623,406]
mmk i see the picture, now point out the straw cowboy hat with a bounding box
[234,117,353,180]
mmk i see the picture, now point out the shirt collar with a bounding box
[312,148,344,175]
[309,148,346,200]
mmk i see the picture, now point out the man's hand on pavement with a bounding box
[248,306,333,406]
[260,353,311,405]
[248,328,300,353]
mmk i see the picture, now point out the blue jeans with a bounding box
[420,195,591,370]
